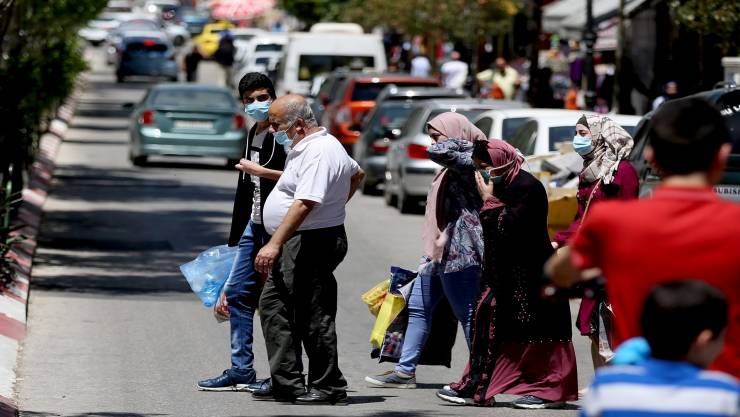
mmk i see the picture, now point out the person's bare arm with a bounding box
[347,168,365,202]
[235,159,282,181]
[254,199,315,274]
[544,246,603,287]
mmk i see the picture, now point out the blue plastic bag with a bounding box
[180,245,237,307]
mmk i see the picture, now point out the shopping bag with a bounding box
[368,267,417,349]
[361,279,390,316]
[179,244,237,307]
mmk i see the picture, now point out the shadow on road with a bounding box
[21,412,168,417]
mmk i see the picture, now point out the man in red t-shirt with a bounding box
[546,98,740,378]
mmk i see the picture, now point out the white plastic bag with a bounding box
[180,245,237,307]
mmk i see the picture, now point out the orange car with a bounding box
[320,74,440,152]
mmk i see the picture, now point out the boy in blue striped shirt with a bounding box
[582,280,739,417]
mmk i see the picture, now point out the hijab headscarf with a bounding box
[423,112,486,262]
[478,139,525,210]
[482,139,524,186]
[427,112,487,142]
[577,115,634,185]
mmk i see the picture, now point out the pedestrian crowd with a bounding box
[194,71,740,413]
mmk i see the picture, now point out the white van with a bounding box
[277,29,387,96]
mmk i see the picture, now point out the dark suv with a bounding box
[629,85,740,201]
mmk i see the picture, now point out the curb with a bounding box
[0,75,87,416]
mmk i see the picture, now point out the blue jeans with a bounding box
[396,266,481,375]
[223,220,269,380]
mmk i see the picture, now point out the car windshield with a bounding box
[298,55,375,81]
[424,108,490,131]
[255,57,270,66]
[255,44,283,52]
[366,104,415,140]
[151,90,234,109]
[351,81,437,102]
[233,34,254,41]
[549,126,574,151]
[120,20,159,31]
[501,117,529,140]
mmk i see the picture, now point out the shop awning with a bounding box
[543,0,649,39]
[209,0,275,20]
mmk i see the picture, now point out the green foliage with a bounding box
[669,0,740,52]
[279,0,349,27]
[0,188,25,290]
[342,0,519,40]
[0,0,107,192]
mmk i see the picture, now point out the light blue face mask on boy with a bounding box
[245,101,271,122]
[573,135,594,155]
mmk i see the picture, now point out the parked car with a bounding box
[231,28,269,61]
[355,86,470,193]
[128,84,247,166]
[193,21,235,59]
[232,34,288,86]
[502,110,641,157]
[174,7,210,36]
[277,25,387,96]
[629,85,740,200]
[321,74,440,152]
[79,15,120,46]
[115,31,178,82]
[384,99,529,212]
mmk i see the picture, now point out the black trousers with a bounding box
[259,225,348,398]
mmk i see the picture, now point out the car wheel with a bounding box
[116,72,125,83]
[174,35,185,47]
[131,155,147,166]
[169,76,178,82]
[361,178,380,196]
[396,186,416,214]
[383,177,397,207]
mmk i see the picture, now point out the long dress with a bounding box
[450,170,579,405]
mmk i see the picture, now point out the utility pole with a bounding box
[583,0,597,110]
[613,0,626,112]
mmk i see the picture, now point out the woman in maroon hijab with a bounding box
[437,139,578,409]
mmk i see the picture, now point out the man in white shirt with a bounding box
[440,51,468,89]
[253,94,365,405]
[410,54,432,78]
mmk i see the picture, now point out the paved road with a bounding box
[16,48,593,417]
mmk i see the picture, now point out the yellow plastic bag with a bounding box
[369,293,407,349]
[361,278,389,316]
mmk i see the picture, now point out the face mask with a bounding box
[274,120,295,147]
[245,100,271,122]
[479,169,491,184]
[573,135,594,155]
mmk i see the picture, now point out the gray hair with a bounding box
[284,100,318,128]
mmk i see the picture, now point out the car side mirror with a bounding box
[122,102,135,109]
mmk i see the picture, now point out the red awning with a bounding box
[210,0,275,20]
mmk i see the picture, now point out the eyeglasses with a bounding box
[243,93,272,105]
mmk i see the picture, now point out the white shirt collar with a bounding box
[292,127,327,151]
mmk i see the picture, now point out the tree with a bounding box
[669,0,740,53]
[279,0,349,28]
[0,0,106,193]
[342,0,518,69]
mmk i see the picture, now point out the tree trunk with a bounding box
[527,0,543,105]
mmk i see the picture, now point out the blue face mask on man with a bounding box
[245,100,271,122]
[573,135,594,155]
[274,120,295,147]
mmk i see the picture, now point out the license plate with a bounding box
[715,185,740,202]
[174,120,213,130]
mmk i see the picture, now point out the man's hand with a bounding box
[235,159,264,176]
[255,242,281,274]
[474,170,494,200]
